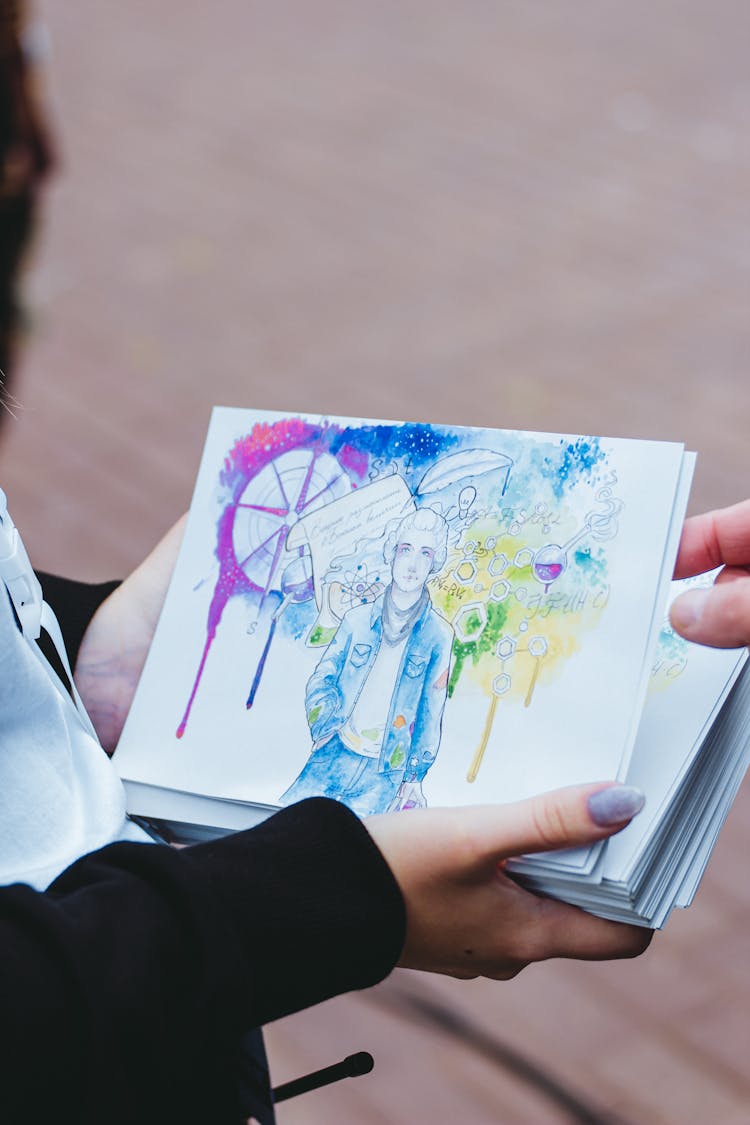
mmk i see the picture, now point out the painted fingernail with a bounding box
[670,588,708,632]
[587,785,645,826]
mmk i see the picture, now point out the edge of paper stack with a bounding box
[509,573,750,928]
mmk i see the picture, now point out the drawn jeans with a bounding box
[280,733,401,817]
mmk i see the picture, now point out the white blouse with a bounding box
[0,495,147,890]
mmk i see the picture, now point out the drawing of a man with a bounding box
[280,507,454,816]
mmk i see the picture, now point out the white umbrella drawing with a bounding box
[415,448,513,498]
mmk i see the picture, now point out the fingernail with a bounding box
[587,785,645,827]
[670,588,708,633]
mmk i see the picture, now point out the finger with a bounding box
[525,896,653,962]
[669,575,750,648]
[130,513,188,626]
[673,499,750,579]
[469,782,645,863]
[133,513,187,587]
[715,565,750,586]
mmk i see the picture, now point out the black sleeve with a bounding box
[1,797,406,1125]
[36,571,120,669]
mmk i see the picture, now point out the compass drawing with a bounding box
[232,448,351,600]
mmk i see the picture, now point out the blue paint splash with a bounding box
[543,437,606,499]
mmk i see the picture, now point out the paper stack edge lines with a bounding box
[112,407,749,927]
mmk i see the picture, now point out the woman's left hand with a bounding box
[74,516,185,752]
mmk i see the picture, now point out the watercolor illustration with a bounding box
[176,414,625,814]
[280,507,454,815]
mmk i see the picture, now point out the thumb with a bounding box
[670,574,750,649]
[469,782,645,862]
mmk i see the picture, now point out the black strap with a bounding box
[272,1051,374,1104]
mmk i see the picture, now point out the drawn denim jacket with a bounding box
[305,592,454,783]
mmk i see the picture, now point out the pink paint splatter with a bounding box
[336,443,369,481]
[177,417,365,738]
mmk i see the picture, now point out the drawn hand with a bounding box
[389,780,427,811]
[670,498,750,649]
[307,688,343,743]
[366,782,651,979]
[74,516,186,753]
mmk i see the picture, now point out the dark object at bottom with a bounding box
[272,1051,375,1104]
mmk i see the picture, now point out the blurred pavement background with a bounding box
[1,3,748,1122]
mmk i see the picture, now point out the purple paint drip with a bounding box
[178,418,349,738]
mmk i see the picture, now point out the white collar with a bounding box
[0,487,98,740]
[0,487,43,638]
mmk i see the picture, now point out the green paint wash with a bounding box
[389,745,405,768]
[463,610,484,635]
[307,704,322,724]
[448,600,508,698]
[307,625,336,648]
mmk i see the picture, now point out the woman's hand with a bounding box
[670,498,750,649]
[74,516,186,752]
[366,782,651,980]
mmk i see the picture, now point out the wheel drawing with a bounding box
[232,448,351,597]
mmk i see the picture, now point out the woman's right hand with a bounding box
[366,781,651,981]
[670,498,750,649]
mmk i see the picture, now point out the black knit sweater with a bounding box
[2,575,406,1123]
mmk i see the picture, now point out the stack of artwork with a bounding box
[113,409,750,926]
